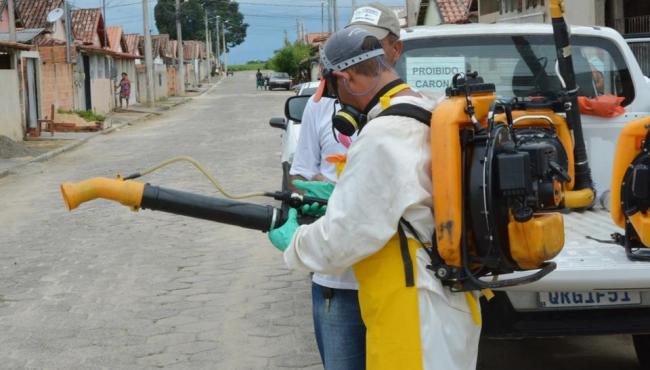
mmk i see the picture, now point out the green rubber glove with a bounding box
[293,180,335,199]
[301,202,327,217]
[268,208,299,251]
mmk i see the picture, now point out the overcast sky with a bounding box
[70,0,406,64]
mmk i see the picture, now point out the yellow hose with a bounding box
[134,156,265,199]
[60,177,145,211]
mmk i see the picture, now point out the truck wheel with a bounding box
[634,334,650,369]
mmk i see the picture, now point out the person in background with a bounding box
[118,72,131,109]
[256,69,264,90]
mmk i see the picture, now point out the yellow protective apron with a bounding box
[352,234,425,370]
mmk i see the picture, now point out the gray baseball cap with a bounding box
[346,2,401,40]
[321,27,384,73]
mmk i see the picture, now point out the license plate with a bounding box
[538,291,641,308]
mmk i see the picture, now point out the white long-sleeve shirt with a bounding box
[284,95,436,274]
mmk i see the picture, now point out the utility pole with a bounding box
[102,0,108,47]
[215,16,221,73]
[301,22,306,42]
[176,0,185,95]
[222,21,227,75]
[326,0,332,33]
[332,0,339,32]
[143,0,155,106]
[321,1,324,33]
[406,0,419,27]
[204,13,210,81]
[64,0,73,64]
[7,0,15,42]
[296,19,300,42]
[351,0,357,11]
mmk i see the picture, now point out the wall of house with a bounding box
[478,0,605,26]
[89,54,113,114]
[167,66,177,96]
[40,62,75,115]
[0,7,9,32]
[154,64,168,100]
[0,70,24,141]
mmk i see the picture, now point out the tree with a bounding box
[202,0,248,52]
[154,0,248,51]
[269,42,314,79]
[154,0,206,40]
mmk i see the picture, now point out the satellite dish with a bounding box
[47,8,64,23]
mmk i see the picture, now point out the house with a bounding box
[72,8,114,114]
[476,0,650,76]
[0,1,47,140]
[477,0,600,25]
[135,34,170,101]
[0,40,36,141]
[183,40,199,89]
[418,0,476,25]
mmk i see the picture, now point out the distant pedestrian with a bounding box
[256,69,264,90]
[117,72,131,109]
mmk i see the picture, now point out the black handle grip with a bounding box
[141,185,280,231]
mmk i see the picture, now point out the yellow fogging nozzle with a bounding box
[60,177,145,211]
[549,0,565,19]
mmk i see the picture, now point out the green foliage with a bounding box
[268,42,313,79]
[201,0,248,52]
[154,0,248,51]
[228,63,266,72]
[154,0,206,40]
[57,109,106,122]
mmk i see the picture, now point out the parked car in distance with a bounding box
[268,72,292,90]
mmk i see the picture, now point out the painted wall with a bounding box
[0,70,24,141]
[0,7,9,32]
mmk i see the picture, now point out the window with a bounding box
[397,34,635,105]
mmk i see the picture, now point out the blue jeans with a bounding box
[312,282,366,370]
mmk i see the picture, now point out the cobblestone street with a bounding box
[0,73,321,369]
[0,71,641,370]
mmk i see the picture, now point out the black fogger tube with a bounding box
[550,0,594,192]
[141,185,284,232]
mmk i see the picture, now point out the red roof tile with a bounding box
[436,0,473,24]
[106,26,124,52]
[15,0,63,30]
[123,33,140,56]
[71,8,105,46]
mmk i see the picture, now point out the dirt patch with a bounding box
[0,136,35,159]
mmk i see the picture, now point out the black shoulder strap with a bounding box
[377,103,432,127]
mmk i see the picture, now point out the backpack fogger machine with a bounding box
[611,116,650,261]
[429,70,594,291]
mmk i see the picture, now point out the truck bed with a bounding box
[505,209,650,292]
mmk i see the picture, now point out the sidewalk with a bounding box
[0,81,217,179]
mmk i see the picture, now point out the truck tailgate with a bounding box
[504,209,650,291]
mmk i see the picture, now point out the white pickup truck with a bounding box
[396,23,650,366]
[270,22,650,367]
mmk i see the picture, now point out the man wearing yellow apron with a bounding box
[268,27,481,370]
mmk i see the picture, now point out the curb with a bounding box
[0,97,192,179]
